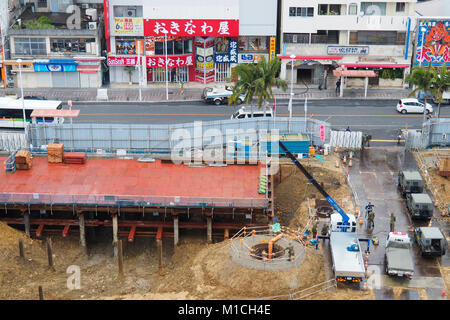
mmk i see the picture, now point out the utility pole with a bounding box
[17,59,26,127]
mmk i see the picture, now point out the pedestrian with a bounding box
[179,74,184,95]
[365,202,374,218]
[367,210,375,229]
[335,78,341,96]
[426,113,432,120]
[345,126,351,132]
[390,212,396,232]
[171,67,176,83]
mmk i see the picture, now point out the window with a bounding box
[238,36,268,52]
[115,37,144,55]
[361,2,386,15]
[396,2,405,12]
[311,30,339,44]
[154,38,193,55]
[289,7,314,17]
[14,37,46,55]
[51,38,95,53]
[113,6,143,17]
[284,33,309,44]
[37,0,47,8]
[318,4,341,15]
[348,3,358,15]
[350,31,402,45]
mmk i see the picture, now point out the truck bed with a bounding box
[330,232,365,278]
[386,247,414,272]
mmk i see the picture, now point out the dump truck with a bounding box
[398,170,424,197]
[385,232,414,278]
[406,193,433,220]
[414,227,447,257]
[279,141,365,283]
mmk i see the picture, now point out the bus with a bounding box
[0,97,63,128]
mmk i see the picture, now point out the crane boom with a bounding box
[279,141,349,224]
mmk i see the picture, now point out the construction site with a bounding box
[0,117,449,301]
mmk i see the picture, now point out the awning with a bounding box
[333,70,376,77]
[279,55,343,60]
[30,109,80,118]
[339,63,410,69]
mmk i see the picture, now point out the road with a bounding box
[72,99,450,145]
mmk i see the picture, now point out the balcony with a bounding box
[283,15,415,33]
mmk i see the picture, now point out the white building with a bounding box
[280,0,418,89]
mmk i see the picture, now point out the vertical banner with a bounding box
[194,37,215,84]
[269,37,276,61]
[104,0,110,52]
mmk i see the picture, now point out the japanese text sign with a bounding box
[146,54,194,68]
[144,19,239,37]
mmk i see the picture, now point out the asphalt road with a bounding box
[72,99,450,145]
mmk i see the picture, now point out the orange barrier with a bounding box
[343,156,347,164]
[349,159,353,167]
[428,220,432,227]
[359,216,363,224]
[268,233,291,259]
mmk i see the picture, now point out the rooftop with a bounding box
[411,193,432,204]
[418,227,444,239]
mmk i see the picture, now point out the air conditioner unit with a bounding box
[127,8,136,17]
[88,22,97,30]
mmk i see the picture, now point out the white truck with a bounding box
[329,213,366,283]
[433,91,450,104]
[385,232,414,279]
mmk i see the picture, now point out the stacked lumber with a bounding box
[47,143,64,163]
[15,150,32,170]
[438,157,450,177]
[63,152,86,164]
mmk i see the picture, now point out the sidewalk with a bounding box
[0,83,411,103]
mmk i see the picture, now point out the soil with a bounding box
[440,266,450,300]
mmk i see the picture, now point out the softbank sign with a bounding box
[170,122,280,174]
[107,56,142,66]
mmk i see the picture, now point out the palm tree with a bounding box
[228,56,287,110]
[124,66,135,85]
[431,63,450,118]
[405,63,434,119]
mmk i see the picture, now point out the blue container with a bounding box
[260,133,310,155]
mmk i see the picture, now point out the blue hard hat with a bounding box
[273,217,278,222]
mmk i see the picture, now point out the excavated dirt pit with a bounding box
[251,243,284,260]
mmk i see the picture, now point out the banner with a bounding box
[146,54,194,68]
[238,53,269,64]
[107,56,142,66]
[215,39,238,63]
[114,17,143,34]
[34,63,77,72]
[327,46,369,55]
[269,37,276,61]
[144,19,239,37]
[415,20,450,66]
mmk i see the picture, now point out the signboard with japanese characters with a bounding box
[114,18,144,35]
[146,54,194,68]
[415,20,450,66]
[107,56,142,66]
[238,53,269,64]
[269,37,276,61]
[327,46,369,55]
[215,39,238,63]
[144,19,239,37]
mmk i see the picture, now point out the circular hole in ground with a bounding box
[250,243,285,260]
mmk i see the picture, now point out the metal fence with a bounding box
[28,117,331,155]
[406,118,450,149]
[0,130,28,153]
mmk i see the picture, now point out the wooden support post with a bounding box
[19,238,25,259]
[112,213,118,258]
[173,215,179,246]
[47,238,54,271]
[157,239,163,274]
[78,212,87,255]
[23,210,30,237]
[38,286,44,300]
[118,239,124,280]
[206,216,212,244]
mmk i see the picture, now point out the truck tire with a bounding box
[214,99,222,106]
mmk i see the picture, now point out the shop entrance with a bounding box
[297,68,313,84]
[151,67,189,83]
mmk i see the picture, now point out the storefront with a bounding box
[107,55,143,83]
[144,18,240,83]
[34,59,80,88]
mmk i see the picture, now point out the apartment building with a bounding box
[5,0,104,88]
[280,0,417,89]
[104,0,278,84]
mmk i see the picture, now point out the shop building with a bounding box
[105,0,278,85]
[280,0,418,89]
[6,3,104,88]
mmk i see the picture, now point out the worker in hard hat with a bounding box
[390,213,396,232]
[365,202,374,218]
[367,210,375,229]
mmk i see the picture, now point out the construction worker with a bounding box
[321,224,329,236]
[367,210,375,229]
[390,213,396,232]
[311,221,318,238]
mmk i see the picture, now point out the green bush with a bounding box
[22,16,54,29]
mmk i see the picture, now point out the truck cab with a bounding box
[385,232,414,278]
[398,170,424,197]
[406,193,433,220]
[414,227,447,257]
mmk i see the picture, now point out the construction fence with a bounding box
[27,118,331,155]
[406,118,450,150]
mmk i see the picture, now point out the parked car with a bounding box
[414,227,447,257]
[396,98,433,114]
[231,106,273,119]
[17,96,47,100]
[385,232,414,279]
[202,86,245,106]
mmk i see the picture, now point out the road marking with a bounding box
[78,113,450,118]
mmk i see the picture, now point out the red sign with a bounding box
[146,54,194,68]
[144,19,239,37]
[107,56,142,66]
[104,0,110,51]
[319,124,325,142]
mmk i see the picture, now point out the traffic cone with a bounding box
[359,216,363,225]
[349,152,353,160]
[434,200,439,207]
[240,238,243,246]
[334,147,338,153]
[349,159,353,167]
[428,220,432,227]
[343,156,347,164]
[364,252,369,262]
[442,286,446,297]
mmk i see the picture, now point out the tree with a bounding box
[431,63,450,118]
[124,66,135,85]
[228,56,287,109]
[405,63,434,119]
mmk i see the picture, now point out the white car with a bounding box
[396,98,433,114]
[231,106,273,119]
